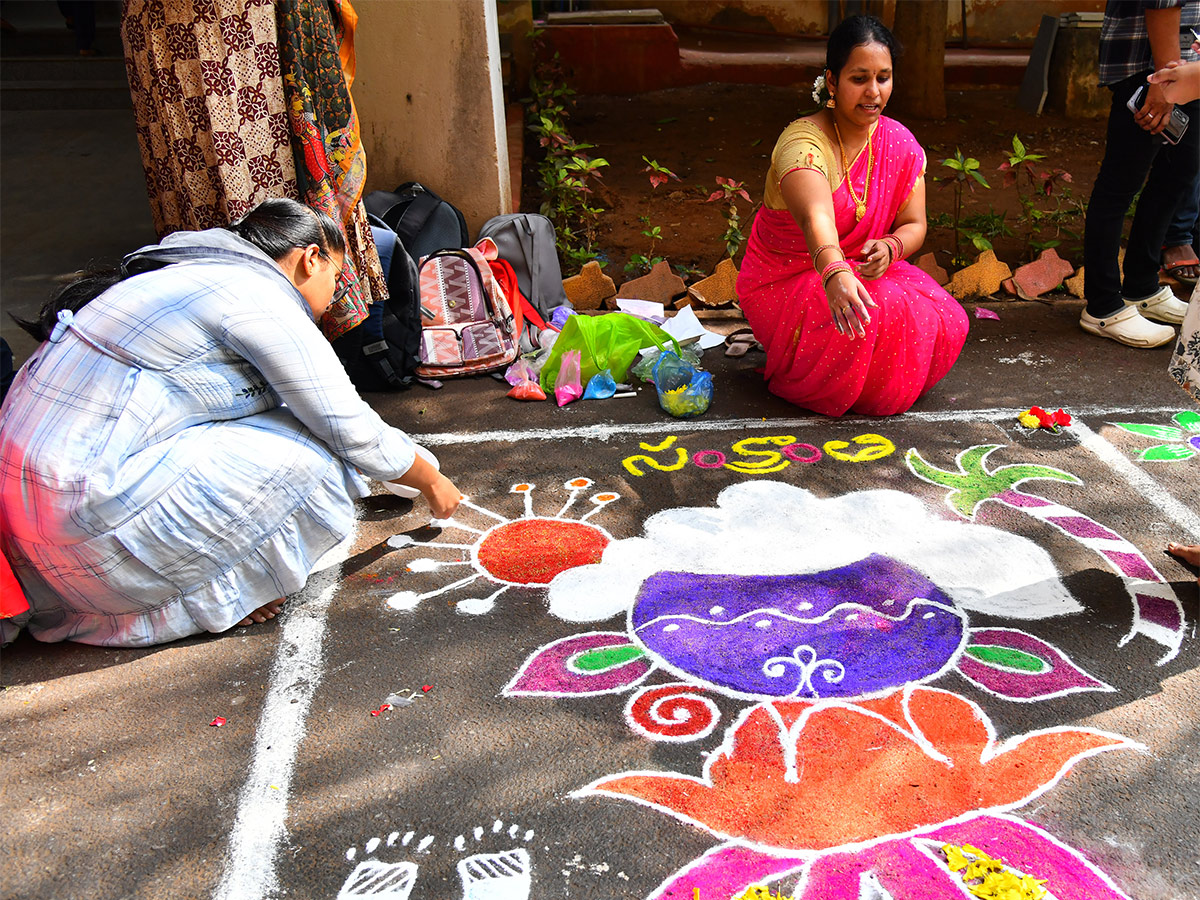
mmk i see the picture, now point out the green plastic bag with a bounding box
[538,313,680,392]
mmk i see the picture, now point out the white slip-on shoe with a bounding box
[1124,285,1190,324]
[1080,305,1176,348]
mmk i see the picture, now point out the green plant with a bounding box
[526,31,609,270]
[706,176,753,261]
[997,135,1073,260]
[641,156,680,189]
[958,207,1013,254]
[625,215,665,274]
[937,149,991,267]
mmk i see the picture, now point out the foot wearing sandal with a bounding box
[1123,285,1189,324]
[1079,305,1175,347]
[237,599,285,626]
[1161,244,1200,286]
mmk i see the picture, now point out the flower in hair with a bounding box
[811,74,826,105]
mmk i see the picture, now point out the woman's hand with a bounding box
[824,270,877,338]
[857,239,892,280]
[390,451,463,519]
[423,473,463,520]
[1147,47,1200,106]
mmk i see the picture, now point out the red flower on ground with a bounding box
[582,686,1132,852]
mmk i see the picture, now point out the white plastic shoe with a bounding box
[1124,285,1189,324]
[1079,305,1176,348]
[381,445,440,498]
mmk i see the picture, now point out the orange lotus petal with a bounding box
[586,687,1133,852]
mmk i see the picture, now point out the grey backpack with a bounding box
[476,213,570,326]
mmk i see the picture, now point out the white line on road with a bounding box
[1071,419,1200,540]
[415,403,1189,447]
[213,538,353,900]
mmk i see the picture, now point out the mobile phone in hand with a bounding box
[1127,84,1191,144]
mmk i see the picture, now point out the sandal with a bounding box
[724,327,763,358]
[1161,247,1199,286]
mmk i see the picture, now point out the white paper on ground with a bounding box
[649,304,726,352]
[616,298,667,323]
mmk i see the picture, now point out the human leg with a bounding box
[1123,97,1200,300]
[1161,169,1199,284]
[1084,76,1161,319]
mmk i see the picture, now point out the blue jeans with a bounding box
[1083,74,1200,317]
[1164,169,1199,254]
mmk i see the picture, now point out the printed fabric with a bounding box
[1169,285,1200,402]
[120,0,384,341]
[736,116,969,417]
[0,229,417,647]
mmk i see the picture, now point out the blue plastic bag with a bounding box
[653,351,713,418]
[583,369,617,400]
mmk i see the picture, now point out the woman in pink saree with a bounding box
[737,16,968,417]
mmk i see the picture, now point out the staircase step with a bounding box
[1,79,131,110]
[2,54,126,82]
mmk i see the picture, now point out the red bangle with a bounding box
[821,259,854,290]
[812,243,841,266]
[882,233,905,262]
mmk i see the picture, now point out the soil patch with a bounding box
[524,83,1109,284]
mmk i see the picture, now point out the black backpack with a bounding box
[330,218,422,391]
[363,182,469,260]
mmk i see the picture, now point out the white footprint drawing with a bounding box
[336,820,535,900]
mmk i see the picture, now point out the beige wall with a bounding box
[354,0,511,236]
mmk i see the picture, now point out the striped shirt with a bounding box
[1099,0,1200,85]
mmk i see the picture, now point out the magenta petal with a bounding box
[974,307,1001,320]
[502,631,652,696]
[797,839,967,900]
[648,843,808,900]
[956,627,1113,701]
[928,814,1134,900]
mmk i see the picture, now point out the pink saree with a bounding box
[737,117,968,416]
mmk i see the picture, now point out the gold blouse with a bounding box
[763,118,839,210]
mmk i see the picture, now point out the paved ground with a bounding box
[2,108,1199,900]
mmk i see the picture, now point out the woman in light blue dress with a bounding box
[0,199,460,647]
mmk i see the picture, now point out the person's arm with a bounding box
[779,168,877,339]
[1148,40,1200,104]
[1137,5,1183,134]
[218,274,462,516]
[857,175,928,278]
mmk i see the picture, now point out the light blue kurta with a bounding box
[0,230,415,646]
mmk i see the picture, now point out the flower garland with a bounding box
[811,74,828,106]
[1018,406,1072,432]
[942,844,1049,900]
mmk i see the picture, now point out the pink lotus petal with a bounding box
[957,627,1113,701]
[974,307,1001,320]
[503,632,652,697]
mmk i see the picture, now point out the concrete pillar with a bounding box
[353,0,511,237]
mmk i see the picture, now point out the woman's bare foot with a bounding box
[1166,543,1200,586]
[237,599,285,626]
[1167,542,1200,567]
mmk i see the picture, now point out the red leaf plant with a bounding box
[581,686,1133,853]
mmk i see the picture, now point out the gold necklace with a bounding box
[833,121,873,222]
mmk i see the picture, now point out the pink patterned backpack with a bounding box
[414,239,520,378]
